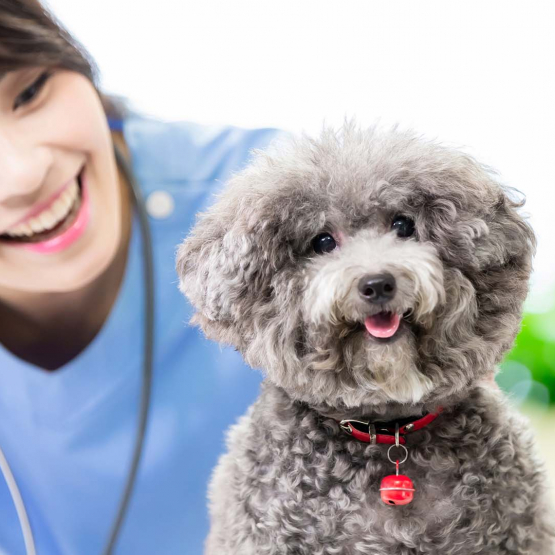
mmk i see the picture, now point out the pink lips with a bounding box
[364,312,401,338]
[16,169,90,255]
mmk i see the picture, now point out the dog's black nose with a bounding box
[358,273,396,304]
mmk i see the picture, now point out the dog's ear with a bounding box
[176,193,260,347]
[476,189,536,272]
[470,189,536,357]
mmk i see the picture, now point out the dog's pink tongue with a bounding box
[365,312,401,338]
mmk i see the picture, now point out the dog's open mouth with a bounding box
[364,311,402,339]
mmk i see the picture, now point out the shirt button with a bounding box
[146,190,175,219]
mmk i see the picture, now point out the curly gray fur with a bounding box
[176,121,555,554]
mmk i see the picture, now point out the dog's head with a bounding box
[176,122,535,410]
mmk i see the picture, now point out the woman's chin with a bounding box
[56,232,122,292]
[0,226,121,295]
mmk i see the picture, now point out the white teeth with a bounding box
[5,179,80,237]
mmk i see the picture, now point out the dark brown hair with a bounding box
[0,0,127,119]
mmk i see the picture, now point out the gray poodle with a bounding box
[176,122,555,554]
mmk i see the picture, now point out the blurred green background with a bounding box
[497,301,555,504]
[497,306,555,406]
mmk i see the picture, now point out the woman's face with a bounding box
[0,68,122,294]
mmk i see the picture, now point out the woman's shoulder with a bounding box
[122,112,287,185]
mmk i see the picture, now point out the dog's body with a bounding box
[177,123,555,554]
[205,384,553,554]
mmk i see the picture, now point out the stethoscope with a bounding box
[0,118,155,555]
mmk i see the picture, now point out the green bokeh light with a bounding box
[497,307,555,406]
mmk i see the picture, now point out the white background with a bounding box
[45,0,555,311]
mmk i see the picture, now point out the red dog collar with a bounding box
[338,408,442,445]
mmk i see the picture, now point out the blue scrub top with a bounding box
[0,114,284,555]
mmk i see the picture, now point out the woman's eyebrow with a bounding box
[0,68,37,87]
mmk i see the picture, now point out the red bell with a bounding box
[379,473,415,506]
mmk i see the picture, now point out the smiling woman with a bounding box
[1,71,85,248]
[0,67,133,373]
[0,0,133,368]
[0,68,125,276]
[0,1,284,554]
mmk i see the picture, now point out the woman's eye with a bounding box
[312,232,337,255]
[391,215,416,238]
[13,71,53,110]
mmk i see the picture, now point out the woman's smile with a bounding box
[0,164,90,254]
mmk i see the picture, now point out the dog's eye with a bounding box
[391,215,415,238]
[312,232,337,255]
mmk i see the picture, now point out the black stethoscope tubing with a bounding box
[101,143,155,555]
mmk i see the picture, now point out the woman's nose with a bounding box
[0,130,47,204]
